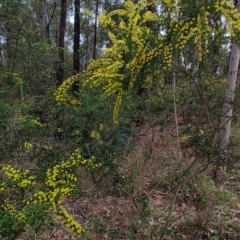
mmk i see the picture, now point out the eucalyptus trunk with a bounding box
[220,0,240,152]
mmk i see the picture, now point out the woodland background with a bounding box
[0,0,240,239]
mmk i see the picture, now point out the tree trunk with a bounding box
[219,0,240,152]
[208,13,221,75]
[44,2,56,41]
[85,25,89,70]
[72,0,80,93]
[92,0,99,60]
[56,0,67,86]
[42,0,49,38]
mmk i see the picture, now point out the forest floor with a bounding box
[17,124,240,240]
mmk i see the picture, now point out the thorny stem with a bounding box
[159,75,182,239]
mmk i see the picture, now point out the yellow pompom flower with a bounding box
[24,141,32,149]
[142,11,158,22]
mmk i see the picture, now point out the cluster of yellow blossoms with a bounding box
[163,0,179,8]
[29,149,101,236]
[90,130,101,140]
[54,73,83,105]
[215,0,240,38]
[1,165,35,189]
[75,0,164,123]
[55,0,240,124]
[57,204,84,235]
[3,201,27,223]
[172,10,211,61]
[24,141,33,150]
[0,148,102,237]
[0,166,33,228]
[0,181,5,192]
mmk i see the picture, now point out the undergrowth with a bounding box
[1,78,240,239]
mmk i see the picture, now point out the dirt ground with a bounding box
[17,125,240,240]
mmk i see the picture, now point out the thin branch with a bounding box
[103,174,157,237]
[159,74,182,239]
[46,2,56,39]
[173,62,213,132]
[132,196,153,229]
[219,108,240,129]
